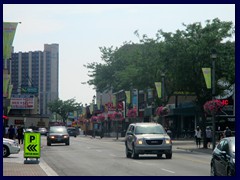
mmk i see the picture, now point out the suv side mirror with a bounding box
[126,131,133,136]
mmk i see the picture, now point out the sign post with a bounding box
[24,132,41,161]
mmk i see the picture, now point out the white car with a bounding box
[3,138,21,157]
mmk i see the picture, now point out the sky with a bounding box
[3,4,235,105]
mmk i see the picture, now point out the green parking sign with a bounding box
[24,132,41,158]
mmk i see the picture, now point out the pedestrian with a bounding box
[206,126,212,148]
[17,126,24,144]
[217,126,221,140]
[8,125,15,139]
[5,125,9,138]
[100,124,104,139]
[3,125,5,137]
[167,128,172,138]
[194,126,202,148]
[223,126,232,137]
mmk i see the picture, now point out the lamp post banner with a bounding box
[155,82,162,98]
[202,68,211,89]
[3,22,19,60]
[125,91,130,104]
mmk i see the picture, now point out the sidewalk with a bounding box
[3,136,212,176]
[3,144,58,176]
[172,139,213,154]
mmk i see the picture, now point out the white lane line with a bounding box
[161,168,175,174]
[110,154,116,157]
[40,158,59,176]
[96,149,102,152]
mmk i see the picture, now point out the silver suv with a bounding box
[125,123,172,159]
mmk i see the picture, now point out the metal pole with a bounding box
[212,56,216,150]
[161,74,165,104]
[116,120,119,140]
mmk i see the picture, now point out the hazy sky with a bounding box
[3,4,235,105]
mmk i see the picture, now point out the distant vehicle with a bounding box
[24,128,33,133]
[125,123,172,159]
[211,136,235,176]
[38,127,48,136]
[47,126,70,146]
[67,127,78,137]
[3,138,21,157]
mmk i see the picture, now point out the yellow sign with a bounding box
[24,132,41,158]
[155,82,162,98]
[202,68,212,89]
[3,22,18,60]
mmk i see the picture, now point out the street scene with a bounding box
[3,4,235,176]
[4,135,213,176]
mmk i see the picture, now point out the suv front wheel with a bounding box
[165,152,172,159]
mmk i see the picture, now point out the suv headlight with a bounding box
[136,139,143,145]
[165,139,172,144]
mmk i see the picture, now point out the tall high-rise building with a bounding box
[8,44,59,115]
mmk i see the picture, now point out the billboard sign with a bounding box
[11,97,34,109]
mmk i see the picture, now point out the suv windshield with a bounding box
[135,125,165,134]
[50,126,67,133]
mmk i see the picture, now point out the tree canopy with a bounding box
[48,98,81,123]
[85,18,235,109]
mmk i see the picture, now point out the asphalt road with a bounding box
[41,136,212,176]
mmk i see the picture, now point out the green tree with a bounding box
[48,98,81,123]
[85,18,235,113]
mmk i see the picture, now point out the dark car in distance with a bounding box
[47,126,70,146]
[211,136,235,176]
[67,127,78,137]
[125,123,172,159]
[38,127,48,136]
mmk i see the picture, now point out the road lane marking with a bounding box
[110,154,116,157]
[40,158,59,176]
[96,149,102,152]
[161,168,175,174]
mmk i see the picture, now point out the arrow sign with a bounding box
[27,144,37,152]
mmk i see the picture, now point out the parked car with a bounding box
[211,136,235,176]
[24,128,33,133]
[67,127,78,137]
[125,123,172,159]
[47,126,70,146]
[38,127,48,136]
[3,138,21,157]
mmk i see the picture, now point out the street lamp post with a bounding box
[161,73,165,126]
[92,95,96,138]
[211,49,217,150]
[161,73,165,105]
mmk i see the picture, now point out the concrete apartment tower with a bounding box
[9,44,59,116]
